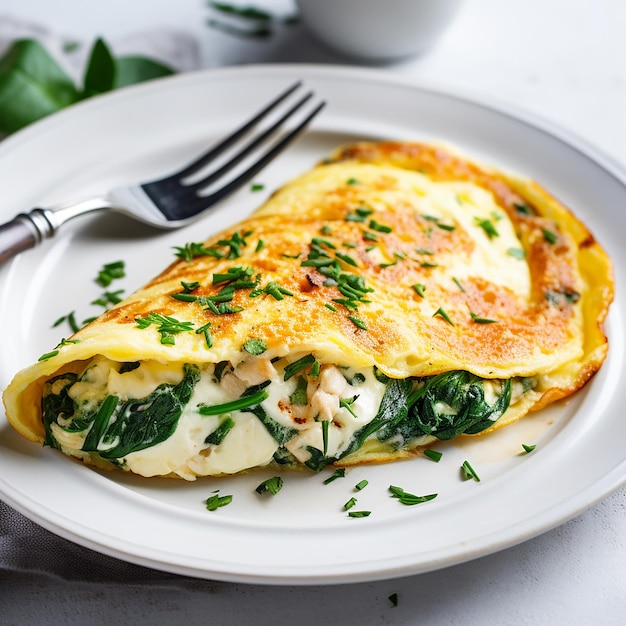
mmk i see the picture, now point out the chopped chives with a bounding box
[283,354,316,380]
[461,460,480,482]
[198,389,269,415]
[255,476,283,495]
[348,510,371,518]
[348,315,367,330]
[412,283,426,298]
[205,491,233,511]
[522,443,536,454]
[542,227,558,244]
[389,485,437,506]
[423,449,442,462]
[432,307,454,326]
[368,219,392,233]
[354,479,368,491]
[323,468,346,484]
[470,312,498,324]
[344,497,357,511]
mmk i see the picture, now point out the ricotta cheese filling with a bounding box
[41,355,534,480]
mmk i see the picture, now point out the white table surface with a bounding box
[1,1,625,624]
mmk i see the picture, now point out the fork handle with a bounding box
[0,209,53,265]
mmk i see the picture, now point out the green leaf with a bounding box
[114,55,174,88]
[81,38,116,97]
[0,39,79,134]
[96,364,200,459]
[255,476,283,495]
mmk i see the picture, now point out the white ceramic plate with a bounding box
[0,65,624,585]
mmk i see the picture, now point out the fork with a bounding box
[0,81,325,265]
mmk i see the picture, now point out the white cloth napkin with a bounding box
[0,15,200,583]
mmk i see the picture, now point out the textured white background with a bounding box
[1,0,625,624]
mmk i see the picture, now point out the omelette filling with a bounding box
[41,355,536,480]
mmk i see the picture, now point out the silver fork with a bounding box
[0,82,325,264]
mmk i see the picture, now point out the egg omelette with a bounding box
[2,141,613,480]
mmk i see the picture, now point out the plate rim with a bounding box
[0,63,624,585]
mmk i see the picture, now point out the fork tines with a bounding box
[142,82,326,221]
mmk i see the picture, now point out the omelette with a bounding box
[2,141,613,480]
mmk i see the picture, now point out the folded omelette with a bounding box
[2,141,613,480]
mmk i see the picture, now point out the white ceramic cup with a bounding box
[295,0,465,61]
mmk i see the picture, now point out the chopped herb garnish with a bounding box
[475,217,499,239]
[323,468,346,484]
[522,443,536,454]
[196,322,213,348]
[95,260,125,287]
[542,227,558,244]
[135,312,194,345]
[507,247,525,260]
[368,219,392,233]
[255,239,265,252]
[198,389,269,415]
[470,312,498,324]
[173,242,222,262]
[325,303,338,312]
[205,490,233,511]
[312,237,336,250]
[389,485,437,506]
[363,231,378,242]
[432,307,454,326]
[339,395,359,418]
[243,338,267,355]
[38,350,59,361]
[412,283,426,298]
[423,449,443,462]
[379,261,397,269]
[309,361,321,378]
[354,479,368,491]
[336,252,358,267]
[321,225,332,235]
[283,354,316,381]
[344,497,357,511]
[348,510,371,518]
[322,420,329,455]
[91,289,125,309]
[461,460,480,482]
[452,277,465,292]
[415,247,434,255]
[255,476,283,495]
[348,315,367,330]
[213,266,254,285]
[251,183,265,192]
[514,202,534,215]
[250,281,293,300]
[346,177,359,185]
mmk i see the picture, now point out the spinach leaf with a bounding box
[408,371,511,440]
[337,378,414,461]
[95,364,200,459]
[204,416,235,445]
[238,381,299,445]
[42,373,78,447]
[242,401,298,445]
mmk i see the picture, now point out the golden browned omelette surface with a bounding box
[3,141,613,454]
